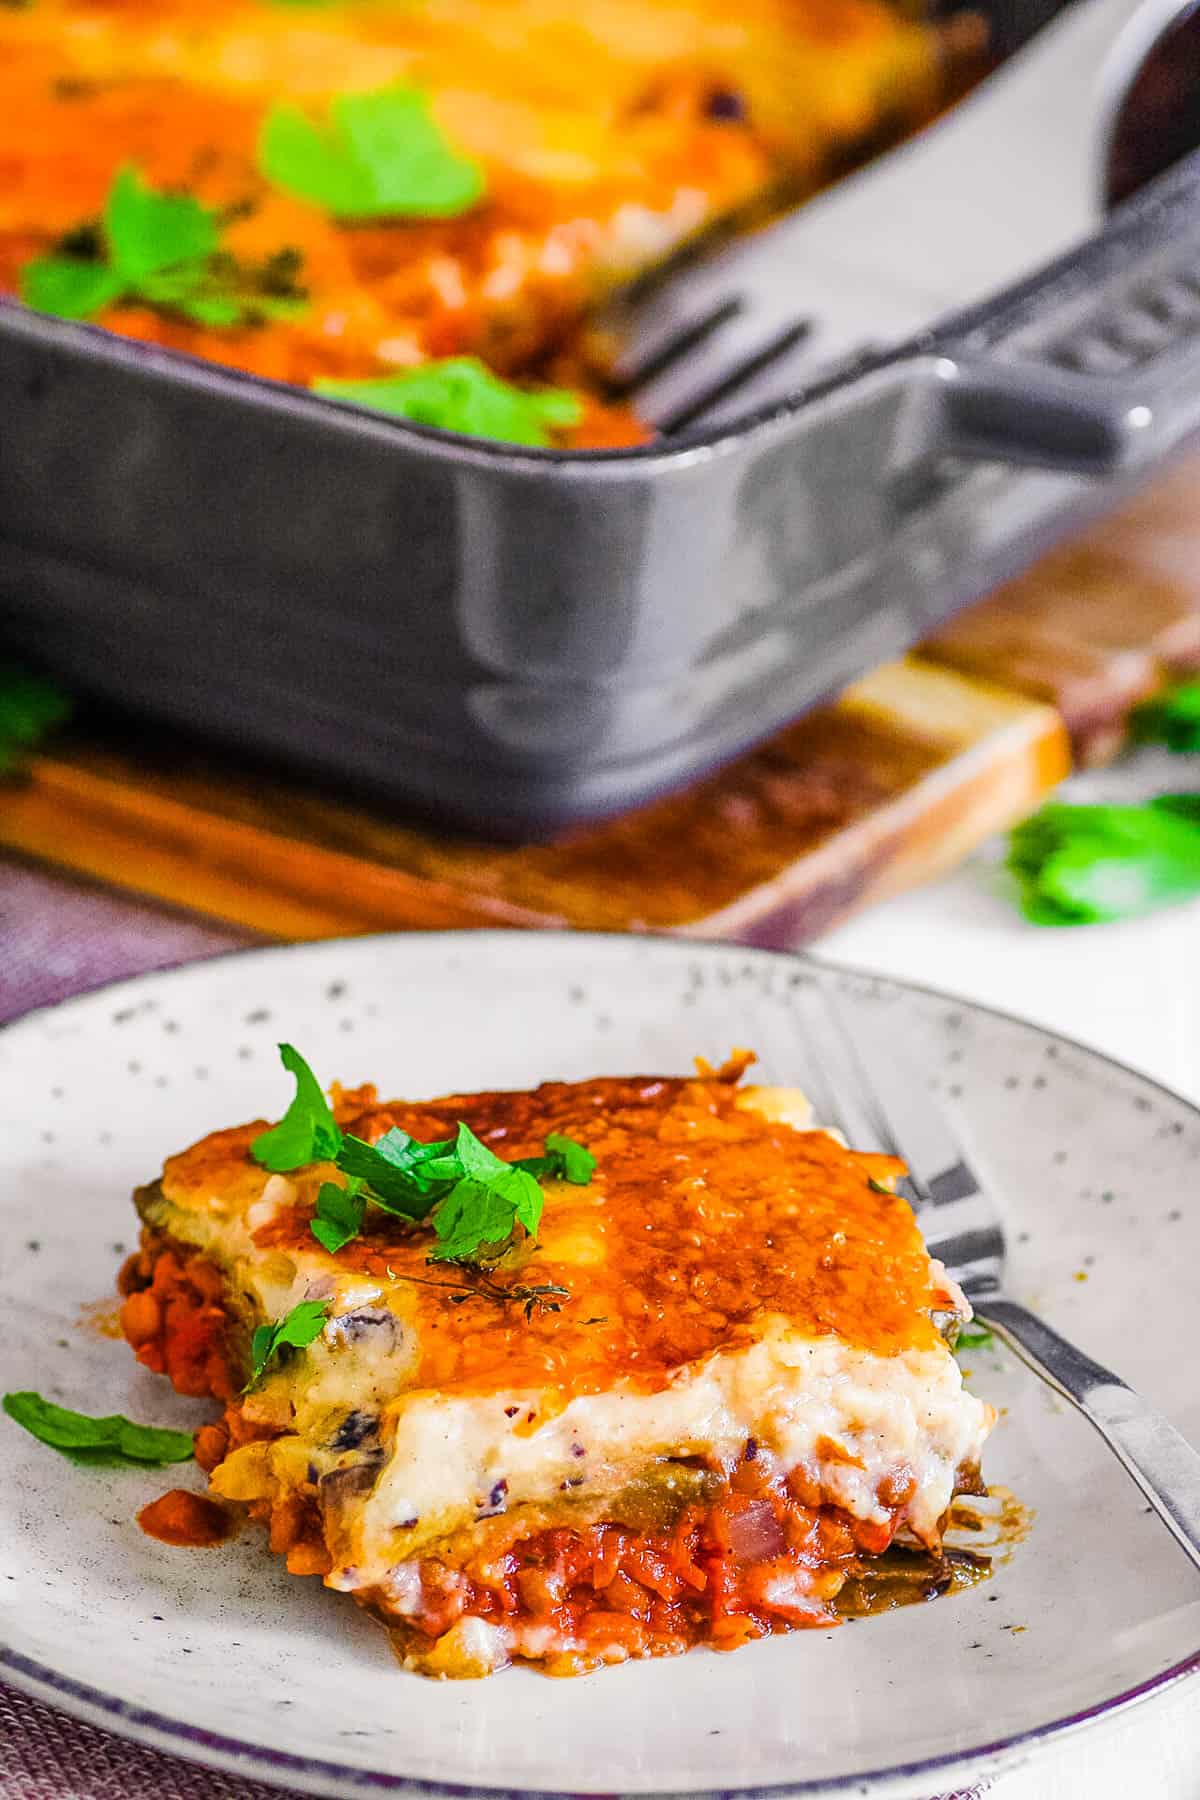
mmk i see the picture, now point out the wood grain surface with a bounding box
[4,458,1199,947]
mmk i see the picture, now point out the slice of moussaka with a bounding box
[118,1047,995,1678]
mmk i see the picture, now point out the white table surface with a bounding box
[819,753,1200,1799]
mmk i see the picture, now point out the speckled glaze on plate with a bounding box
[1,932,1198,1800]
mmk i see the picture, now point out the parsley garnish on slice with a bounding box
[335,1126,455,1218]
[259,87,484,221]
[21,166,308,328]
[517,1133,598,1186]
[1008,796,1200,925]
[245,1298,330,1390]
[310,1178,365,1254]
[249,1045,595,1268]
[429,1128,545,1263]
[1130,680,1200,754]
[251,1042,344,1170]
[3,1392,194,1467]
[313,358,582,448]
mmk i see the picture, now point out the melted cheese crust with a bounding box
[130,1069,994,1675]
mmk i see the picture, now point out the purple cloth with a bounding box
[0,854,989,1800]
[0,856,255,1023]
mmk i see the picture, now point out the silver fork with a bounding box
[790,979,1200,1572]
[602,0,1191,430]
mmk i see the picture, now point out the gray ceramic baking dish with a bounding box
[2,0,1200,834]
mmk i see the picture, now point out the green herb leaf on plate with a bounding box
[245,1298,330,1389]
[21,166,308,328]
[3,1391,194,1466]
[251,1042,344,1171]
[1008,796,1200,926]
[259,87,484,221]
[313,357,582,447]
[954,1323,995,1354]
[1130,681,1200,754]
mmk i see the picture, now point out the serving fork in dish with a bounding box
[607,0,1197,429]
[792,980,1200,1572]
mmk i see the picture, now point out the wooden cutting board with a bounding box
[5,459,1200,947]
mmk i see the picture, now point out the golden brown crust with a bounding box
[188,1073,940,1395]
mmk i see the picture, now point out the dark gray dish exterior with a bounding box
[2,125,1200,832]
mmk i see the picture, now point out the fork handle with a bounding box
[979,1296,1200,1571]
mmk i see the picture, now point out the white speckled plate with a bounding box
[1,932,1198,1800]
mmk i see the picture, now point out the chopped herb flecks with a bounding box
[313,358,581,448]
[259,87,484,221]
[245,1298,330,1390]
[954,1323,995,1355]
[22,166,308,328]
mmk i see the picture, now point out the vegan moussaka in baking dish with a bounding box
[0,0,963,447]
[118,1047,996,1677]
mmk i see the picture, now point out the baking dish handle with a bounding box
[910,350,1200,477]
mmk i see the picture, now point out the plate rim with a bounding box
[2,926,1199,1800]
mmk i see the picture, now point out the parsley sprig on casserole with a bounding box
[118,1046,994,1677]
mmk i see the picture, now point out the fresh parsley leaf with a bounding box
[311,1177,365,1254]
[954,1324,995,1353]
[1008,797,1200,925]
[513,1132,597,1184]
[0,663,72,772]
[21,166,308,329]
[545,1133,597,1184]
[453,1120,509,1182]
[21,257,124,321]
[313,358,582,447]
[429,1179,520,1263]
[1130,681,1200,754]
[105,165,218,279]
[3,1391,194,1466]
[251,1042,343,1171]
[265,1046,594,1266]
[245,1299,330,1389]
[335,1128,454,1218]
[259,87,484,221]
[429,1164,544,1263]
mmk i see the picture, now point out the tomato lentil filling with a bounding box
[118,1230,241,1402]
[385,1466,915,1665]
